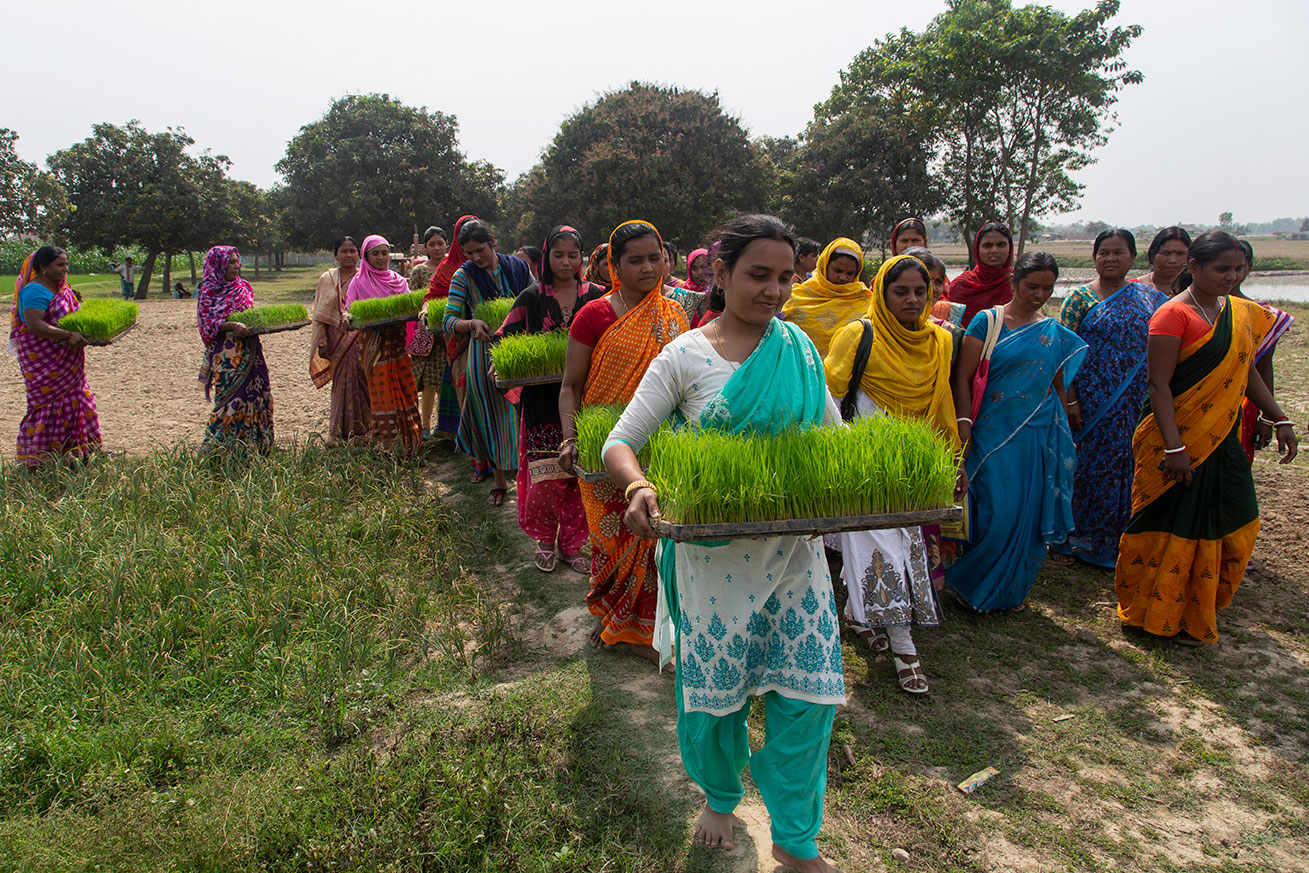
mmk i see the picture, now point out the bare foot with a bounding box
[694,804,735,849]
[589,617,606,648]
[627,643,662,667]
[772,844,842,872]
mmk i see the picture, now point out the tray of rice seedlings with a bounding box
[572,403,655,483]
[472,297,514,334]
[59,298,139,346]
[647,414,962,542]
[492,330,569,388]
[225,303,310,335]
[346,290,426,330]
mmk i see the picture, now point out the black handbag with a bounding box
[839,319,874,422]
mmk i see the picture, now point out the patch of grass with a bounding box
[56,298,138,340]
[347,289,425,324]
[227,302,308,329]
[646,414,956,524]
[473,297,514,332]
[491,330,568,380]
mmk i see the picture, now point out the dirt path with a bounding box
[0,298,329,459]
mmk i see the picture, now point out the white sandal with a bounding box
[893,655,929,694]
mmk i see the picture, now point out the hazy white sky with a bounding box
[5,0,1307,228]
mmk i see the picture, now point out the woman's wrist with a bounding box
[624,479,656,502]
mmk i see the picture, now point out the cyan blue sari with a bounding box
[948,315,1087,611]
[1052,282,1167,567]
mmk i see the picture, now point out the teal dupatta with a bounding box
[655,319,827,665]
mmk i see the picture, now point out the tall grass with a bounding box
[228,302,308,328]
[472,297,514,332]
[646,414,956,524]
[347,290,425,324]
[57,299,138,340]
[491,330,568,380]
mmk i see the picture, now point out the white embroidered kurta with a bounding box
[605,329,847,716]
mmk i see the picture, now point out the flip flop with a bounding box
[470,469,492,484]
[487,487,507,507]
[560,552,590,574]
[534,544,556,572]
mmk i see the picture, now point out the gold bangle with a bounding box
[558,437,577,451]
[624,479,656,502]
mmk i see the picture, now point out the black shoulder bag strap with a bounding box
[840,318,874,422]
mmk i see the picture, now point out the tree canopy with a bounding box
[507,83,770,252]
[47,121,234,296]
[276,94,500,252]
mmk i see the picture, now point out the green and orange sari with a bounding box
[1115,296,1278,643]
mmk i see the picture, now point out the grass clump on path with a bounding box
[347,289,425,325]
[646,414,956,524]
[491,330,568,381]
[57,298,138,340]
[472,297,514,333]
[227,302,308,328]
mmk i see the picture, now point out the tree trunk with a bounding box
[1015,94,1048,259]
[135,250,159,299]
[253,252,260,278]
[189,251,198,284]
[275,251,283,272]
[162,252,172,297]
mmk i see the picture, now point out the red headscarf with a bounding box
[945,223,1014,327]
[426,214,478,302]
[890,217,927,256]
[682,248,710,293]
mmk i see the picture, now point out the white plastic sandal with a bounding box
[893,655,929,694]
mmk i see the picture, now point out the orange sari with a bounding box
[580,278,689,646]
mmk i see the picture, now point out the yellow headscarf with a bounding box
[824,255,958,445]
[781,237,871,358]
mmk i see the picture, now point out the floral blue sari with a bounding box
[948,315,1087,611]
[1052,282,1168,567]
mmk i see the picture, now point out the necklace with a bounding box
[706,322,745,371]
[1187,294,1222,325]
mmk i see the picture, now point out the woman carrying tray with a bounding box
[497,225,605,571]
[426,215,477,444]
[824,254,963,695]
[949,253,1088,611]
[345,235,421,455]
[196,245,275,454]
[310,236,371,445]
[604,215,845,873]
[442,219,532,505]
[9,246,102,466]
[557,220,689,662]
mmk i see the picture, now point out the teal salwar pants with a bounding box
[675,663,835,860]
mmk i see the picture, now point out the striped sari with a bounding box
[1115,297,1278,643]
[581,286,688,646]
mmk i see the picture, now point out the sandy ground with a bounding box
[0,298,330,460]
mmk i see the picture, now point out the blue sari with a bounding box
[1052,282,1167,567]
[948,316,1087,611]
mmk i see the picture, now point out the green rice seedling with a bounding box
[575,404,626,472]
[645,414,956,525]
[227,302,308,329]
[347,289,425,324]
[472,297,514,332]
[491,330,568,381]
[57,298,138,341]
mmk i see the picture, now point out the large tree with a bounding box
[276,94,500,252]
[507,83,771,252]
[47,121,232,297]
[827,0,1141,259]
[0,129,66,238]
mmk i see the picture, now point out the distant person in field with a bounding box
[1230,238,1295,464]
[1136,226,1192,296]
[605,215,845,873]
[346,234,422,455]
[583,243,610,291]
[496,225,605,571]
[793,237,820,283]
[111,257,141,299]
[1050,229,1167,569]
[889,216,929,254]
[172,281,191,299]
[9,246,102,467]
[782,237,870,359]
[514,246,542,282]
[196,245,275,454]
[943,221,1014,327]
[309,236,371,445]
[442,219,531,505]
[409,225,449,440]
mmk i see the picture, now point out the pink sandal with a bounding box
[534,544,556,572]
[560,552,590,574]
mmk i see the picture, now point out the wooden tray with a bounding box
[85,323,138,347]
[345,312,420,331]
[652,506,963,542]
[495,372,563,389]
[223,319,311,336]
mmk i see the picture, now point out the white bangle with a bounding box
[1164,445,1187,454]
[956,417,973,425]
[1273,420,1295,429]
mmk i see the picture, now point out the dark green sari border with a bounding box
[1138,300,1234,424]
